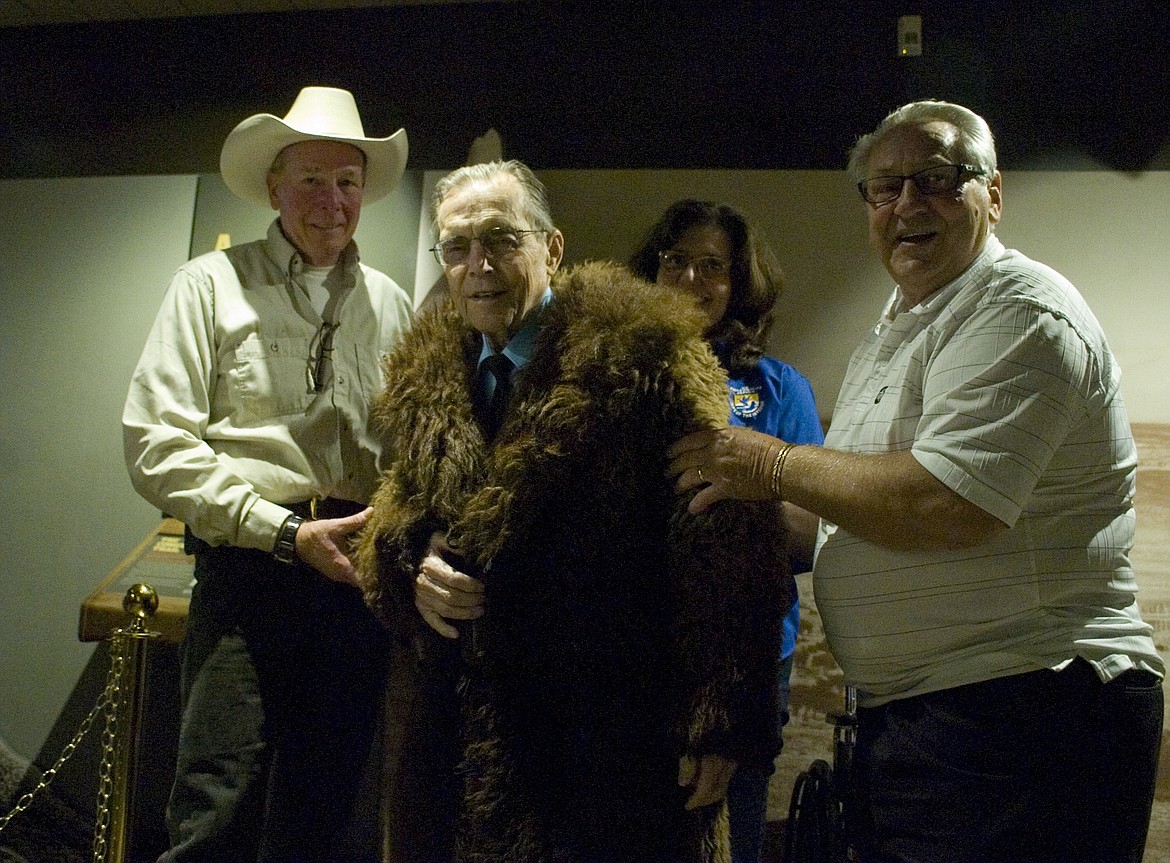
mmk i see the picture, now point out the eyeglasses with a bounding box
[430,227,546,268]
[858,163,986,205]
[312,321,338,392]
[657,250,732,282]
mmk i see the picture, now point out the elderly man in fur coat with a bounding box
[355,160,791,863]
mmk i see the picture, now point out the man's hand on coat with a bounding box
[295,508,371,587]
[416,531,485,638]
[678,754,737,810]
[668,426,782,514]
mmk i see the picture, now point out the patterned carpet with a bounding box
[0,739,27,816]
[766,423,1170,862]
[0,754,89,863]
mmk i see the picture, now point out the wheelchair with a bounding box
[780,686,858,863]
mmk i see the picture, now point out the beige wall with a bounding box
[0,176,197,761]
[998,171,1170,422]
[531,169,1170,425]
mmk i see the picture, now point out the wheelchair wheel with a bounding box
[780,756,854,863]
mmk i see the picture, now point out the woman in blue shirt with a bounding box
[631,199,824,863]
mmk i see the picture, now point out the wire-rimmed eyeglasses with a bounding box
[657,249,732,282]
[430,226,547,268]
[858,163,986,205]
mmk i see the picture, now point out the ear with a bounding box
[545,229,565,275]
[987,171,1003,226]
[266,171,281,211]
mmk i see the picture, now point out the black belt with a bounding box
[288,497,365,520]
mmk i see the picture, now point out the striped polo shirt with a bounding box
[814,236,1164,706]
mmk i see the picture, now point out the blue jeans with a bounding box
[159,542,390,863]
[851,658,1163,863]
[727,653,792,863]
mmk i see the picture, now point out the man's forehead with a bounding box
[438,176,527,229]
[869,122,956,170]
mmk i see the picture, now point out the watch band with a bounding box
[273,514,304,564]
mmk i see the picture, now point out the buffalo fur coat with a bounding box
[356,261,791,863]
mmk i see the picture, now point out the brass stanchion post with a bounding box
[95,584,160,863]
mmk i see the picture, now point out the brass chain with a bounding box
[0,627,128,863]
[92,630,128,862]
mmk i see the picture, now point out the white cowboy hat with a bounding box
[219,86,408,208]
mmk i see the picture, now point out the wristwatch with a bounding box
[273,514,304,564]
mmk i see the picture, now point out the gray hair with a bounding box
[847,100,998,183]
[431,159,556,234]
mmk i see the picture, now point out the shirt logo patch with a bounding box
[730,386,762,419]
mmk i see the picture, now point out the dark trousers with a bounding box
[158,541,391,863]
[726,652,792,863]
[851,658,1163,863]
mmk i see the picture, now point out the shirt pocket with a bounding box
[225,333,316,421]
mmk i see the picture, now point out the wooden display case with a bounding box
[78,518,193,643]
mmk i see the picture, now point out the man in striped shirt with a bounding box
[669,100,1164,863]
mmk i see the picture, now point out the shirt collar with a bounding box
[477,287,554,370]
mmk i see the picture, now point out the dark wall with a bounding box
[3,0,1169,179]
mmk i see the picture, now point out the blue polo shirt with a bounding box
[723,351,823,658]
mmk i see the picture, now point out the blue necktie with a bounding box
[482,353,514,440]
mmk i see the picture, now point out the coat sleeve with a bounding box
[354,468,440,633]
[664,337,794,767]
[353,322,447,633]
[354,307,486,635]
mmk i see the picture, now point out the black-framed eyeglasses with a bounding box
[430,227,547,268]
[858,163,986,205]
[657,249,732,282]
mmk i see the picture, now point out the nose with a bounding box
[675,262,700,285]
[312,181,346,206]
[892,178,928,212]
[466,238,494,273]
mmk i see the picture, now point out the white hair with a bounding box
[431,159,556,234]
[847,100,998,183]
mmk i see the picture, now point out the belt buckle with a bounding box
[310,497,321,520]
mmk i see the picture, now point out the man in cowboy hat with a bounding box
[123,86,412,863]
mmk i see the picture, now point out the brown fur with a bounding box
[356,261,791,862]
